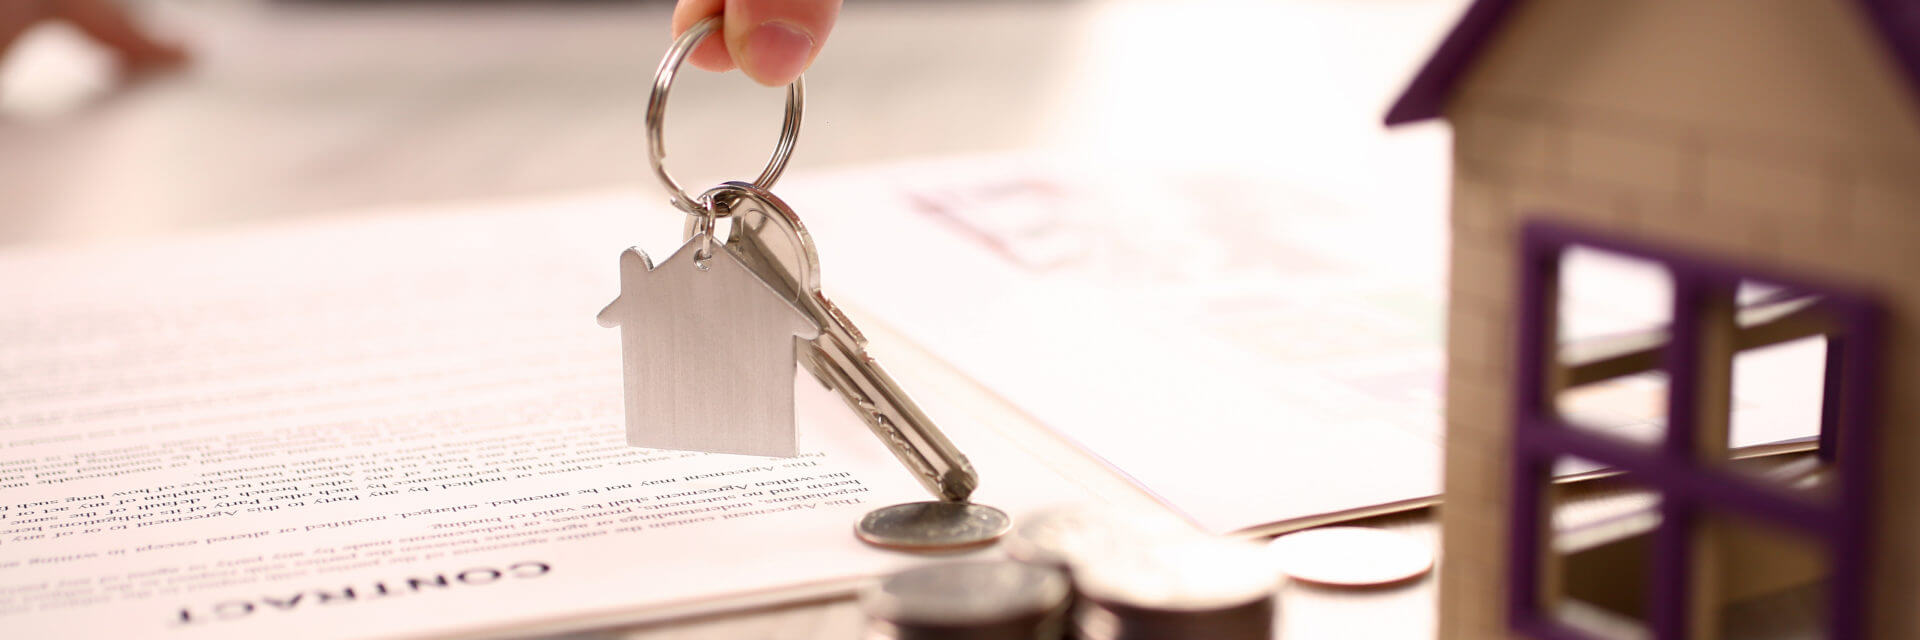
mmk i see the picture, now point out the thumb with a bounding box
[722,0,840,87]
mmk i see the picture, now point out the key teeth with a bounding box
[818,296,867,346]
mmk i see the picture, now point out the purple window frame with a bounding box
[1507,220,1883,640]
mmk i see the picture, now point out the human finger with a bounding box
[671,0,733,73]
[0,0,55,63]
[50,0,189,71]
[720,0,840,87]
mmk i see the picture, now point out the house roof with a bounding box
[1383,0,1920,125]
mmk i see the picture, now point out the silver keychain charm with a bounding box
[615,17,1004,548]
[596,222,819,457]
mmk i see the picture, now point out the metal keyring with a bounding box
[648,16,804,216]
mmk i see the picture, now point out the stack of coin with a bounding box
[1070,539,1282,640]
[1002,505,1199,571]
[859,561,1070,640]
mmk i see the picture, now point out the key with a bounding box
[695,182,980,503]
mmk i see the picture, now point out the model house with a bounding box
[1388,1,1920,638]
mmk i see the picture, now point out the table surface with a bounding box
[609,515,1441,640]
[0,2,1470,638]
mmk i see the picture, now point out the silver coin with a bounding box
[860,560,1069,626]
[856,501,1013,552]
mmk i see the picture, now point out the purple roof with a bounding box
[1384,0,1920,125]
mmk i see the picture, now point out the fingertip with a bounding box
[672,0,730,70]
[687,38,735,72]
[738,20,814,87]
[722,0,838,87]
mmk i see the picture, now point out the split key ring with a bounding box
[646,16,804,217]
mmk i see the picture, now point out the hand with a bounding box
[672,0,842,87]
[0,0,188,75]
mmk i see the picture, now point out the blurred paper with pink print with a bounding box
[777,153,1824,533]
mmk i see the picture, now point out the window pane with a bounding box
[1717,281,1839,503]
[1545,456,1658,639]
[1553,246,1674,448]
[1729,335,1827,450]
[1703,509,1832,639]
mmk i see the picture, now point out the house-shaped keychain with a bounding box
[597,235,820,458]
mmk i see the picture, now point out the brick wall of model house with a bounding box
[1438,96,1920,638]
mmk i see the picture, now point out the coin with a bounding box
[1266,526,1433,587]
[860,561,1070,627]
[1071,538,1280,640]
[1003,504,1199,568]
[856,501,1013,552]
[1073,597,1274,640]
[1073,538,1283,612]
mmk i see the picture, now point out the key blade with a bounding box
[807,339,977,502]
[711,181,978,503]
[796,339,833,390]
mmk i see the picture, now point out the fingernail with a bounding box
[743,21,814,86]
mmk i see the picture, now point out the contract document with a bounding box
[0,197,1092,639]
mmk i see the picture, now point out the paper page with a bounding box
[770,156,1450,533]
[773,154,1822,532]
[0,196,1090,639]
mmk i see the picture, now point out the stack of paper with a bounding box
[0,155,1822,638]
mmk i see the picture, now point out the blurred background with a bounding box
[0,0,1464,246]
